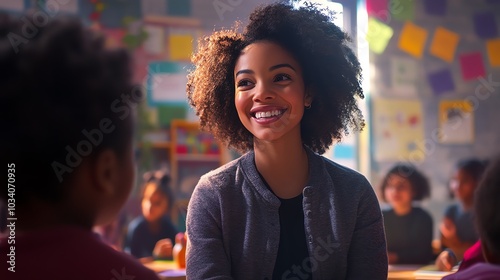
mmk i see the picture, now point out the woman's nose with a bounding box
[252,82,275,102]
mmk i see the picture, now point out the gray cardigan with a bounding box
[186,147,388,279]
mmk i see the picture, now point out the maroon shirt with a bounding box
[0,226,159,280]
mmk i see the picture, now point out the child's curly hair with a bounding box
[380,164,431,202]
[0,13,138,205]
[187,2,364,154]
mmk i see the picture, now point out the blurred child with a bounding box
[0,13,158,280]
[381,164,434,264]
[124,170,179,259]
[442,155,500,279]
[437,159,488,270]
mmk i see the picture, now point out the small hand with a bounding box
[435,250,456,271]
[153,238,173,258]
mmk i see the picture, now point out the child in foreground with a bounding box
[185,3,387,279]
[0,13,158,280]
[442,155,500,279]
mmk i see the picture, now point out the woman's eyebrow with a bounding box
[269,63,296,72]
[235,63,296,77]
[235,69,254,77]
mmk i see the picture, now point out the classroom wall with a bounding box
[366,0,500,238]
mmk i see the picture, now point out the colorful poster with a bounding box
[438,100,474,144]
[144,25,166,55]
[147,61,190,106]
[373,98,424,162]
[391,57,418,96]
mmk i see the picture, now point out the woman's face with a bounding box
[233,41,311,144]
[142,183,169,222]
[384,174,414,210]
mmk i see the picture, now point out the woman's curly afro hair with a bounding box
[187,2,364,154]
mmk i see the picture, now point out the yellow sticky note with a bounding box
[398,21,428,58]
[430,27,460,63]
[486,38,500,67]
[169,34,193,61]
[366,18,394,54]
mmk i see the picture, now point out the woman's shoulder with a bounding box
[194,152,253,193]
[318,154,370,186]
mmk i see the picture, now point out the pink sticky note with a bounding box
[367,0,388,20]
[459,52,486,81]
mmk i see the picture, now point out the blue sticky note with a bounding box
[473,12,498,39]
[428,69,454,95]
[423,0,446,16]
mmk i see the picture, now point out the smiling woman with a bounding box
[185,3,387,279]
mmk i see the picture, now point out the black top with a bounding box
[272,194,311,279]
[383,207,434,264]
[257,172,311,279]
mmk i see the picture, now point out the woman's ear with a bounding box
[304,89,314,108]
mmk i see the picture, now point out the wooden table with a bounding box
[388,264,454,280]
[143,260,186,280]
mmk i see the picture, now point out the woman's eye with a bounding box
[274,73,292,82]
[237,79,253,88]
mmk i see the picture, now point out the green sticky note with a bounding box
[391,0,414,21]
[366,18,394,54]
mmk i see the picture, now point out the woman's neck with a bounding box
[253,136,309,199]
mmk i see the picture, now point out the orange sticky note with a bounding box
[486,38,500,67]
[430,27,460,63]
[398,21,428,58]
[169,34,193,61]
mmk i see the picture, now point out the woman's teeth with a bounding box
[255,110,282,119]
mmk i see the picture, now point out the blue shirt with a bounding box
[125,215,178,258]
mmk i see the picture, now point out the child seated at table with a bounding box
[437,158,487,269]
[0,12,158,280]
[124,170,179,259]
[442,155,500,279]
[380,163,434,264]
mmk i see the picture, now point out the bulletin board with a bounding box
[146,61,191,106]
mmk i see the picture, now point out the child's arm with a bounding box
[440,217,475,261]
